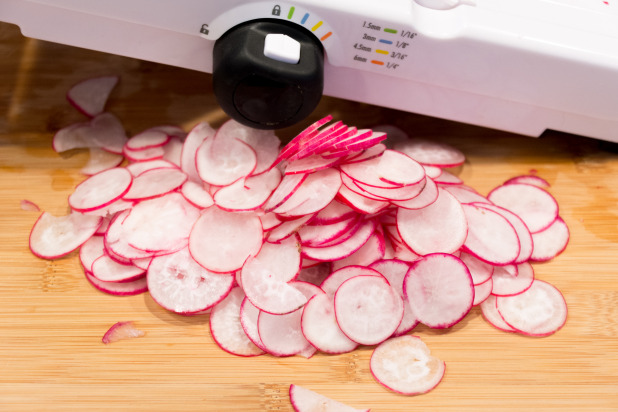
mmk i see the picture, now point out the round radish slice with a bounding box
[214,168,281,212]
[240,298,268,351]
[209,287,265,357]
[147,248,235,315]
[284,154,340,175]
[530,216,570,262]
[91,254,145,283]
[301,291,358,354]
[443,185,490,205]
[496,279,567,337]
[504,174,551,188]
[480,294,516,332]
[397,188,467,256]
[393,138,465,167]
[459,252,494,285]
[461,203,520,266]
[334,275,404,345]
[195,133,257,186]
[81,147,124,176]
[122,167,187,201]
[189,207,263,273]
[302,219,377,262]
[289,384,369,412]
[274,168,342,216]
[180,180,214,208]
[298,216,359,247]
[370,335,446,395]
[320,265,383,297]
[81,113,128,154]
[475,203,533,263]
[336,184,390,215]
[66,75,118,117]
[311,199,356,224]
[473,278,493,305]
[69,167,132,212]
[180,122,215,182]
[491,262,535,297]
[85,271,147,296]
[125,129,170,150]
[30,212,102,259]
[376,149,426,186]
[79,235,105,273]
[487,183,559,233]
[331,230,385,271]
[404,253,474,328]
[263,173,307,212]
[392,177,438,210]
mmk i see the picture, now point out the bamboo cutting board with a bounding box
[1,22,617,411]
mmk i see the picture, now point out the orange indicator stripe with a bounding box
[371,60,384,66]
[320,31,332,41]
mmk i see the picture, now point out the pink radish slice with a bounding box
[161,136,184,167]
[376,149,426,186]
[298,216,359,247]
[69,167,132,212]
[354,178,426,202]
[103,210,154,261]
[320,265,383,297]
[215,120,281,174]
[475,203,534,264]
[123,145,165,162]
[529,216,570,262]
[496,279,567,337]
[289,384,369,412]
[461,203,520,266]
[125,129,170,150]
[122,193,200,254]
[392,177,438,210]
[459,252,494,285]
[29,212,102,259]
[397,188,467,256]
[336,185,390,215]
[334,275,404,345]
[273,168,342,216]
[147,247,235,315]
[276,115,333,162]
[67,75,119,117]
[81,148,124,175]
[443,185,491,205]
[240,298,268,351]
[125,159,178,176]
[341,143,386,165]
[214,168,281,212]
[473,278,493,305]
[301,291,359,354]
[331,230,385,271]
[122,167,187,201]
[195,132,257,186]
[91,254,145,283]
[266,214,314,243]
[20,199,41,212]
[480,295,516,332]
[257,282,321,356]
[310,199,356,224]
[209,287,265,357]
[288,121,347,160]
[82,113,128,154]
[284,154,341,175]
[180,180,214,208]
[340,173,390,201]
[302,219,377,262]
[434,171,462,185]
[240,238,306,315]
[491,262,535,297]
[189,207,263,273]
[487,183,559,233]
[52,122,88,153]
[181,122,215,182]
[101,321,145,345]
[79,235,105,272]
[85,271,148,296]
[404,253,474,328]
[504,174,551,188]
[393,138,465,167]
[370,335,445,396]
[370,259,419,335]
[263,173,307,212]
[259,212,283,231]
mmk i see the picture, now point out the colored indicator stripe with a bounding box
[320,32,332,41]
[311,21,323,31]
[376,49,389,55]
[301,13,310,24]
[379,39,393,45]
[384,28,397,34]
[287,7,295,19]
[371,60,384,66]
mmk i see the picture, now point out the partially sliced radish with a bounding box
[487,183,559,233]
[496,279,567,336]
[147,247,235,315]
[67,75,119,117]
[301,291,358,354]
[101,321,145,345]
[189,207,263,273]
[404,253,474,328]
[69,167,132,212]
[397,188,467,256]
[209,287,265,357]
[370,335,445,395]
[29,212,102,259]
[529,216,570,262]
[334,275,404,345]
[289,384,369,412]
[491,262,534,297]
[122,167,187,201]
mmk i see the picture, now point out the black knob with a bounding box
[212,20,324,130]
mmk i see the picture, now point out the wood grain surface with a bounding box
[1,22,617,411]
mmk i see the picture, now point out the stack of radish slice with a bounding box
[29,76,570,400]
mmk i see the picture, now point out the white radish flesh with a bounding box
[29,212,102,259]
[529,216,570,262]
[289,384,369,412]
[67,76,118,117]
[101,321,145,345]
[69,167,133,212]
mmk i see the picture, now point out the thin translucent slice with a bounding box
[392,177,439,210]
[393,138,465,167]
[331,230,385,271]
[473,278,493,305]
[67,75,119,117]
[263,173,307,212]
[195,134,257,186]
[530,216,570,262]
[376,149,426,186]
[239,298,267,351]
[289,384,369,412]
[273,168,342,216]
[370,335,445,395]
[476,203,534,263]
[337,184,391,215]
[180,122,216,182]
[480,294,516,332]
[29,212,102,259]
[79,235,105,272]
[496,279,567,336]
[81,147,124,175]
[189,207,263,273]
[320,265,383,298]
[209,287,265,357]
[302,219,376,262]
[91,254,145,283]
[181,180,214,208]
[125,129,170,150]
[459,252,494,285]
[504,174,551,188]
[101,321,145,345]
[491,262,535,297]
[69,167,132,212]
[214,168,281,211]
[122,168,187,201]
[397,188,467,256]
[85,271,148,296]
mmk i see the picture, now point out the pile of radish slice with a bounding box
[29,76,570,403]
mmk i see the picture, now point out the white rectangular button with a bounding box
[264,33,301,64]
